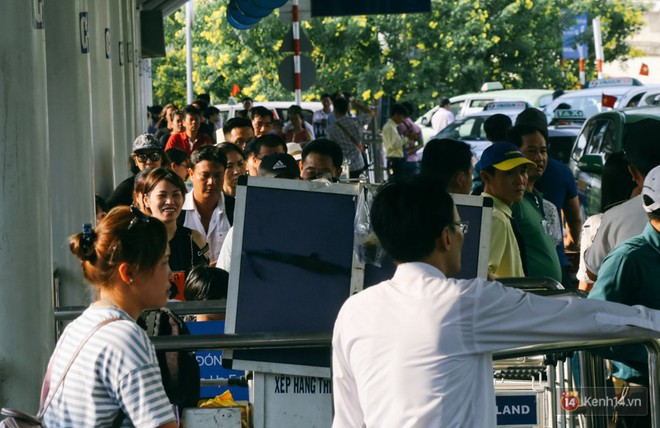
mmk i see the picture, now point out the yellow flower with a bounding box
[410,59,421,68]
[429,21,438,29]
[416,43,425,50]
[431,91,439,98]
[374,90,385,100]
[362,89,372,100]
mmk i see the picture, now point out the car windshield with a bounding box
[546,95,612,118]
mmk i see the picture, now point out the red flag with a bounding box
[231,84,241,97]
[602,93,617,108]
[640,63,649,76]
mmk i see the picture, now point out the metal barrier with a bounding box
[54,302,660,427]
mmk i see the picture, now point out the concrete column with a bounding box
[122,0,137,140]
[109,1,130,185]
[44,0,95,306]
[0,0,54,410]
[89,0,116,198]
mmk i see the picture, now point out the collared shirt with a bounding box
[482,192,525,278]
[165,131,213,156]
[182,191,231,262]
[333,262,660,428]
[511,188,562,282]
[326,116,365,172]
[382,118,407,158]
[589,222,660,381]
[584,195,647,276]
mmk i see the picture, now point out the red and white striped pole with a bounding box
[292,0,301,105]
[578,45,585,87]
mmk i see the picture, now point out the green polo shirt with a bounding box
[589,222,660,382]
[511,188,562,282]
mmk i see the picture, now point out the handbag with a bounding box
[0,317,121,427]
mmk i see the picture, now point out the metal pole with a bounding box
[292,0,301,105]
[186,0,194,103]
[592,17,604,80]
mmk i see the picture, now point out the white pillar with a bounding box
[109,0,130,185]
[0,0,54,410]
[121,0,137,140]
[89,0,117,197]
[186,0,194,103]
[44,0,95,306]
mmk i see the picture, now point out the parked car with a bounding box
[215,101,323,124]
[568,106,660,217]
[416,85,554,142]
[544,78,659,121]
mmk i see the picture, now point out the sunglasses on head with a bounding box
[134,152,161,163]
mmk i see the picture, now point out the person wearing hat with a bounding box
[585,118,660,282]
[479,142,536,279]
[588,164,660,427]
[509,108,563,283]
[258,153,301,179]
[106,133,168,210]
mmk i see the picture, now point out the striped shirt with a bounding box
[42,306,175,427]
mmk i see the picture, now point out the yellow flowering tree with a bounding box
[152,0,644,113]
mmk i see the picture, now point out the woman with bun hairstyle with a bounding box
[41,206,177,427]
[133,167,209,300]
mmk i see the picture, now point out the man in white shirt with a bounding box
[312,93,332,137]
[332,175,660,428]
[181,145,233,262]
[431,97,455,134]
[382,103,414,180]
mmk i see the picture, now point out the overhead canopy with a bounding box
[137,0,188,17]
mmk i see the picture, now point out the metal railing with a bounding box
[54,302,660,427]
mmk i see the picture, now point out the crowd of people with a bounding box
[37,88,660,427]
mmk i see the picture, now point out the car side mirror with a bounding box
[577,154,604,174]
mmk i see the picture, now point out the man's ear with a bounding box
[437,226,452,253]
[479,169,491,185]
[628,164,644,187]
[454,171,467,191]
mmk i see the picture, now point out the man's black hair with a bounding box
[332,97,349,115]
[440,98,451,107]
[197,93,211,103]
[246,134,287,158]
[484,114,512,142]
[190,145,227,169]
[165,148,189,166]
[183,104,202,119]
[507,125,541,148]
[184,265,229,301]
[192,99,208,112]
[217,142,246,160]
[302,138,343,169]
[421,139,472,191]
[371,176,455,262]
[622,118,660,176]
[205,106,220,119]
[390,103,408,117]
[223,117,253,136]
[248,106,274,121]
[242,96,253,103]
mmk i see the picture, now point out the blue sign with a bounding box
[186,320,250,401]
[562,12,588,60]
[496,394,538,426]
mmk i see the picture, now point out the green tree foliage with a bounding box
[152,0,644,111]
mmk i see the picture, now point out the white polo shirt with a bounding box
[182,191,231,262]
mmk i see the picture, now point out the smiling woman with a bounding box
[134,167,209,300]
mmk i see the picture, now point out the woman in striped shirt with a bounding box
[42,206,178,427]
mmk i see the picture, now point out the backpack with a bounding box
[140,308,200,408]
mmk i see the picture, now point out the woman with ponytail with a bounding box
[41,206,177,427]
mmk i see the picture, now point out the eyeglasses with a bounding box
[454,220,469,235]
[128,205,151,230]
[134,152,161,163]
